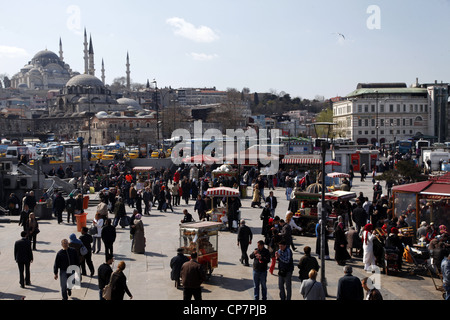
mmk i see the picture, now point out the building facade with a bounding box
[333,81,449,145]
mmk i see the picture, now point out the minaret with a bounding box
[59,37,64,61]
[83,28,89,74]
[88,35,95,76]
[126,52,131,90]
[101,58,105,85]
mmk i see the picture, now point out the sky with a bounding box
[1,0,450,100]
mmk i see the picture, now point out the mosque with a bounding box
[6,29,159,145]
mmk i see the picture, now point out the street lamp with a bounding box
[312,121,336,296]
[77,136,84,198]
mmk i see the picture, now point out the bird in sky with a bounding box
[332,32,345,40]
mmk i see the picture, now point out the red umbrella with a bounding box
[325,160,341,166]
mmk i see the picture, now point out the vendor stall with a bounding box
[392,172,450,239]
[179,221,223,278]
[205,186,240,229]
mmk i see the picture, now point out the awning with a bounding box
[132,166,155,172]
[325,191,356,201]
[282,155,322,165]
[392,180,432,193]
[327,172,350,178]
[205,187,240,197]
[420,183,450,199]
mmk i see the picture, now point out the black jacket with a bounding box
[170,253,189,281]
[14,237,33,263]
[249,246,271,272]
[97,263,113,290]
[337,274,364,300]
[101,225,117,244]
[53,247,79,275]
[237,225,253,244]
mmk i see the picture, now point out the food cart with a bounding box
[292,190,356,236]
[179,221,223,278]
[205,186,240,229]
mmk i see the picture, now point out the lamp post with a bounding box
[312,121,336,296]
[77,136,84,198]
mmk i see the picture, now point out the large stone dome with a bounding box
[66,74,105,88]
[32,50,60,61]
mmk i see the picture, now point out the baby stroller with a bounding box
[403,244,430,276]
[383,246,400,275]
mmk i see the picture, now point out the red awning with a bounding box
[420,183,450,199]
[282,155,322,165]
[392,180,432,193]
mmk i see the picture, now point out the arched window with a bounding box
[415,116,423,121]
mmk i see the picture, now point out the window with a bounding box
[389,104,394,112]
[380,104,384,112]
[371,105,375,112]
[358,105,362,113]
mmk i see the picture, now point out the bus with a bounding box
[398,140,412,154]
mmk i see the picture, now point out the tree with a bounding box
[376,160,427,184]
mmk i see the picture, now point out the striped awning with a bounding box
[282,155,322,165]
[205,187,240,197]
[132,166,155,172]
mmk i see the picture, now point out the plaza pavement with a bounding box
[0,172,445,301]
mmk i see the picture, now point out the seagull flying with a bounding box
[332,32,345,40]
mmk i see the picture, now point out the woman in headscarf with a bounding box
[334,222,351,266]
[361,223,376,271]
[131,214,145,254]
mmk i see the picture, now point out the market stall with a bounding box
[205,186,240,228]
[179,221,223,278]
[392,172,450,237]
[326,172,351,191]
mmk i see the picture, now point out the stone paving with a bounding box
[0,172,445,301]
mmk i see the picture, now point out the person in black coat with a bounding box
[79,227,95,277]
[334,222,351,266]
[54,238,80,300]
[110,261,133,300]
[170,248,190,288]
[53,192,66,224]
[194,195,207,221]
[237,219,253,266]
[97,254,114,300]
[101,219,116,257]
[336,265,364,300]
[14,231,33,288]
[260,203,272,236]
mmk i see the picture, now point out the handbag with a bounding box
[88,225,98,235]
[102,272,115,300]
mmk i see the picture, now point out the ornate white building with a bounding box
[332,81,449,145]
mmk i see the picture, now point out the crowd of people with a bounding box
[9,157,450,301]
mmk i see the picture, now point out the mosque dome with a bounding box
[117,97,141,109]
[66,74,105,88]
[32,50,60,61]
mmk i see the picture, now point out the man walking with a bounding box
[249,240,271,300]
[275,240,294,300]
[180,252,207,300]
[97,254,114,300]
[237,219,253,266]
[336,265,364,300]
[53,239,79,300]
[14,231,33,288]
[265,191,277,217]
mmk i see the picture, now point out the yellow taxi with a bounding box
[151,149,171,158]
[126,150,139,159]
[91,150,105,160]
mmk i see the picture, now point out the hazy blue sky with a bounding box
[1,0,450,99]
